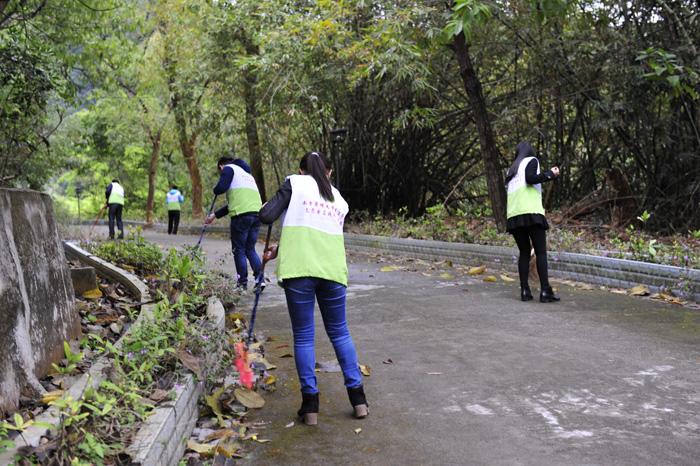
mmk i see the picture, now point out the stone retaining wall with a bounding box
[0,188,82,416]
[343,234,700,302]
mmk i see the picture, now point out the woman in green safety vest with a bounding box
[259,151,369,426]
[166,185,184,235]
[505,141,560,303]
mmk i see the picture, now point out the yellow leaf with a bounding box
[468,266,485,275]
[359,364,370,376]
[43,390,64,404]
[579,284,595,290]
[440,273,453,279]
[628,285,650,296]
[82,289,102,299]
[256,439,272,443]
[500,275,515,282]
[186,440,215,456]
[354,428,362,434]
[380,267,394,272]
[264,375,276,385]
[483,276,497,282]
[234,388,265,409]
[206,395,224,416]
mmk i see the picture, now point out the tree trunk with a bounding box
[243,68,267,202]
[453,31,507,230]
[144,128,162,223]
[174,111,203,216]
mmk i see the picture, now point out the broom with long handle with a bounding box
[235,224,273,389]
[89,203,108,237]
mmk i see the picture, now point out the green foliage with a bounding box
[51,341,85,376]
[0,420,12,453]
[12,233,244,463]
[87,228,165,275]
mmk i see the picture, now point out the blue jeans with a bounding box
[283,277,363,394]
[229,214,262,288]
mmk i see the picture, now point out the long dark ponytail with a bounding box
[300,151,334,202]
[505,141,536,183]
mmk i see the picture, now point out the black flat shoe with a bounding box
[521,286,533,301]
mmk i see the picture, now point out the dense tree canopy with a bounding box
[1,0,698,233]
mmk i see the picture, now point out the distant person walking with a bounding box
[166,185,184,235]
[105,179,124,240]
[204,157,263,290]
[505,141,560,303]
[260,151,369,426]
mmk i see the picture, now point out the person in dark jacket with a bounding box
[505,141,560,303]
[204,157,263,290]
[259,151,368,426]
[105,179,125,240]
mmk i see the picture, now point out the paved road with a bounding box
[92,226,700,465]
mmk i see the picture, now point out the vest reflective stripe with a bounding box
[506,156,544,219]
[108,183,124,205]
[224,164,262,216]
[167,191,182,210]
[278,175,349,286]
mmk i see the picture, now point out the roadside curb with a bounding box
[344,234,700,302]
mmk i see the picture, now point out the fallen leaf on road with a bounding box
[425,372,442,375]
[483,276,497,282]
[359,364,371,376]
[440,273,453,278]
[285,422,294,428]
[234,388,265,409]
[383,359,394,364]
[354,428,362,434]
[469,266,485,275]
[628,285,650,296]
[579,284,595,290]
[380,266,393,272]
[500,275,515,282]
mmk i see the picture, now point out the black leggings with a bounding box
[511,225,549,289]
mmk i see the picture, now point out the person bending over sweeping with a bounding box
[204,157,263,291]
[259,151,369,426]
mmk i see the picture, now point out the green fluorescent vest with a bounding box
[224,164,262,216]
[108,183,124,205]
[278,175,349,286]
[506,156,545,219]
[167,191,182,211]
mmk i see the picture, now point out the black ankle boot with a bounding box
[540,286,560,303]
[347,385,369,419]
[521,286,533,301]
[297,392,319,425]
